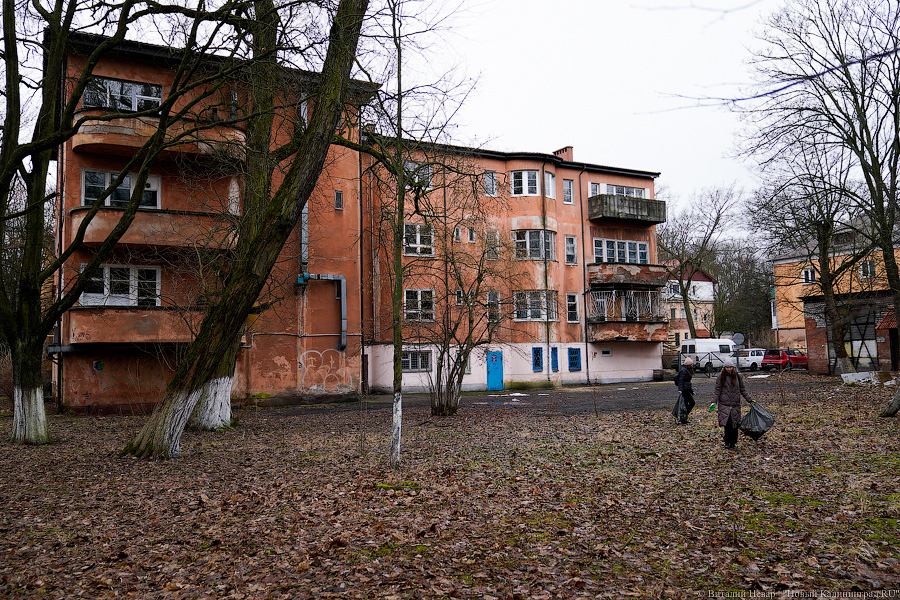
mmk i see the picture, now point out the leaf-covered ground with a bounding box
[1,377,899,599]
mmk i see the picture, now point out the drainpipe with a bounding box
[540,162,551,385]
[298,273,347,350]
[577,166,590,384]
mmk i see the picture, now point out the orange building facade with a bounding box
[52,35,667,413]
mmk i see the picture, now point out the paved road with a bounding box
[284,370,825,417]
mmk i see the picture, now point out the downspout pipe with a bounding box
[298,273,347,350]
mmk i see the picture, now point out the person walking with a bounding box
[675,357,695,424]
[712,357,754,449]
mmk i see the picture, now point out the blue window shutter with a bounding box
[532,347,543,371]
[568,348,581,371]
[551,347,558,371]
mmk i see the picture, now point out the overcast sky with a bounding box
[430,0,781,201]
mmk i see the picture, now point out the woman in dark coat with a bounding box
[675,357,695,424]
[713,357,754,449]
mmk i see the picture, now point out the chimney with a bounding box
[553,146,573,161]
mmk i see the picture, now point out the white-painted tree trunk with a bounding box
[188,376,234,430]
[125,387,203,458]
[390,391,402,467]
[11,385,50,444]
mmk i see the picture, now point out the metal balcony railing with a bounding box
[588,290,667,322]
[587,194,666,224]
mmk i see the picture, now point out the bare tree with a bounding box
[0,0,259,444]
[657,186,739,338]
[742,0,900,413]
[123,0,370,458]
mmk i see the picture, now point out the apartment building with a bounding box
[772,234,900,374]
[52,34,667,413]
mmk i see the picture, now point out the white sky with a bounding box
[431,0,781,201]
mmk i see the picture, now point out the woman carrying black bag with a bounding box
[675,357,695,424]
[712,357,754,449]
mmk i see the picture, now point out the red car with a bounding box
[761,348,808,371]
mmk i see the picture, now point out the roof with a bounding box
[877,309,896,330]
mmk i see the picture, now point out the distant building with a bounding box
[663,265,715,348]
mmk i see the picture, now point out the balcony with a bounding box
[70,208,235,249]
[68,307,202,345]
[587,262,669,288]
[586,289,669,343]
[587,194,666,225]
[71,110,246,160]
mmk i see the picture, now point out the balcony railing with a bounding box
[587,194,666,225]
[588,290,667,322]
[69,208,236,249]
[68,306,202,345]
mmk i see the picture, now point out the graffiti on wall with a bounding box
[298,349,360,394]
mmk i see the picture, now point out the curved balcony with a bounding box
[71,109,246,160]
[587,262,669,288]
[586,289,668,342]
[69,207,236,249]
[68,307,203,345]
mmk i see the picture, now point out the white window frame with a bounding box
[468,227,476,243]
[80,264,160,307]
[455,289,474,305]
[404,160,432,190]
[82,76,162,112]
[511,170,539,196]
[404,288,435,321]
[514,229,556,261]
[544,172,556,199]
[484,171,497,197]
[403,223,434,257]
[513,290,558,321]
[589,182,601,197]
[334,190,344,210]
[453,227,462,243]
[563,179,574,204]
[487,290,501,322]
[566,293,579,323]
[606,184,645,198]
[82,170,160,209]
[485,229,500,260]
[565,235,578,265]
[593,237,649,264]
[860,260,876,279]
[802,267,816,284]
[401,349,432,372]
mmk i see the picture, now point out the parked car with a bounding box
[761,348,808,371]
[733,348,766,371]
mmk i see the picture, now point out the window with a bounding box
[801,268,816,284]
[511,170,539,196]
[565,236,578,265]
[401,350,431,372]
[453,227,462,243]
[566,293,579,323]
[334,190,344,210]
[487,290,501,322]
[592,237,649,264]
[83,170,160,208]
[532,347,543,371]
[563,179,574,204]
[551,347,559,371]
[860,260,876,279]
[468,227,476,243]
[670,307,677,319]
[80,264,160,307]
[404,289,434,321]
[404,161,432,189]
[514,230,556,260]
[484,171,497,196]
[455,289,474,305]
[544,172,556,199]
[606,184,645,198]
[485,229,500,260]
[514,290,558,321]
[403,224,434,256]
[568,348,581,371]
[83,76,162,112]
[589,183,601,197]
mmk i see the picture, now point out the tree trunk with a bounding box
[10,341,50,444]
[821,278,854,375]
[188,336,240,430]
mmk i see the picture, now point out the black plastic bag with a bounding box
[672,393,687,422]
[739,402,775,440]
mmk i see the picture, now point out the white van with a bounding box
[679,338,737,373]
[733,348,765,371]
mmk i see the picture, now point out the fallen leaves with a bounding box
[0,378,898,598]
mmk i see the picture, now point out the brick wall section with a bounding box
[876,329,892,371]
[805,316,830,374]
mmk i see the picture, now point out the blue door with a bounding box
[486,351,503,391]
